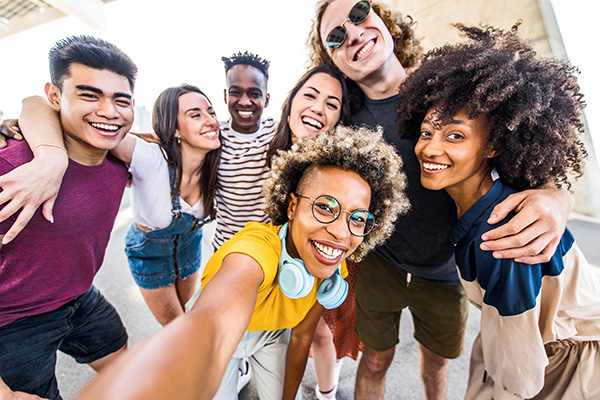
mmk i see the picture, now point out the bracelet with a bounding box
[32,143,67,154]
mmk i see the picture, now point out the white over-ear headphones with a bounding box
[277,222,348,309]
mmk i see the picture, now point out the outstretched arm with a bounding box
[0,96,67,244]
[283,302,324,399]
[76,252,264,400]
[480,184,572,264]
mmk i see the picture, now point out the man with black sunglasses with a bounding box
[308,1,574,399]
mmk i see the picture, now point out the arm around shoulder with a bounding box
[480,184,572,264]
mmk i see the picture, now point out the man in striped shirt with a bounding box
[212,51,277,250]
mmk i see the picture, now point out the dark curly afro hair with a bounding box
[397,23,587,191]
[263,125,410,262]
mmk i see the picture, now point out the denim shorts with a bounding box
[0,286,128,400]
[124,215,204,289]
[355,251,469,358]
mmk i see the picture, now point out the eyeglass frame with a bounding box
[293,193,375,237]
[324,0,372,50]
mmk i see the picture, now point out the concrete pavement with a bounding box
[54,190,600,399]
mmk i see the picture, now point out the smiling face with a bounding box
[289,72,343,141]
[176,92,221,154]
[415,107,495,212]
[286,166,370,279]
[224,64,270,134]
[46,62,134,165]
[319,0,398,84]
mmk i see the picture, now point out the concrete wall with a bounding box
[389,0,600,217]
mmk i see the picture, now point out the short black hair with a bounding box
[221,50,270,79]
[49,35,138,91]
[397,23,587,191]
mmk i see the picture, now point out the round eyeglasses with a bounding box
[295,194,375,237]
[325,0,371,50]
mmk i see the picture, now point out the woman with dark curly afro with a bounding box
[76,125,409,400]
[398,23,600,399]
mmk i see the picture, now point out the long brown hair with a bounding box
[151,84,221,218]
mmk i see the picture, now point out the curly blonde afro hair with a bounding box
[264,125,409,261]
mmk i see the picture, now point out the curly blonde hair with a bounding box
[263,125,409,261]
[307,0,423,69]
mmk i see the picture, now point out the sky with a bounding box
[0,0,598,159]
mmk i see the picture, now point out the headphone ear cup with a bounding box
[279,259,315,299]
[317,270,348,309]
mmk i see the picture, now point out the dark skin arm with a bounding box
[0,119,23,148]
[480,184,572,264]
[76,252,263,400]
[282,302,324,400]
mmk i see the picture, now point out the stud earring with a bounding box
[176,137,181,144]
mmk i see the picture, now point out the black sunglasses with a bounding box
[325,0,371,50]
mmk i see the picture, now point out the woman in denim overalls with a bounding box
[114,84,221,326]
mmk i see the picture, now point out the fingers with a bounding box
[1,206,38,245]
[482,231,557,264]
[486,191,528,225]
[41,196,57,223]
[0,136,6,149]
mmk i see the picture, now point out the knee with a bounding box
[361,347,394,374]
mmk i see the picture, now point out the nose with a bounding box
[420,136,444,157]
[239,93,252,106]
[310,101,324,116]
[344,21,364,47]
[96,98,119,119]
[325,212,352,240]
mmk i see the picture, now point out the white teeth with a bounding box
[312,241,343,260]
[356,40,375,60]
[91,122,119,131]
[202,130,218,138]
[302,116,324,130]
[238,111,253,117]
[423,162,449,171]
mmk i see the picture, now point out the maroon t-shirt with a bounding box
[0,140,129,327]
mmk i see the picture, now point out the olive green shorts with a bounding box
[355,251,469,359]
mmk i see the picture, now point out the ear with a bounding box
[223,89,227,104]
[45,82,61,111]
[486,146,498,158]
[264,93,270,108]
[287,193,298,221]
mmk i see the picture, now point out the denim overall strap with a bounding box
[168,166,183,217]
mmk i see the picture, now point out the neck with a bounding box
[180,146,208,179]
[64,136,108,166]
[356,56,407,100]
[446,170,495,219]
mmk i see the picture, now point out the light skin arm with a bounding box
[282,302,324,400]
[0,95,67,244]
[0,377,47,400]
[480,184,572,264]
[76,252,263,400]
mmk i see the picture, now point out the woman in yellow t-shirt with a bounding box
[78,125,410,400]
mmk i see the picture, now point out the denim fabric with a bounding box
[125,167,211,289]
[0,286,128,400]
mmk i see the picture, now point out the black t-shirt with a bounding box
[353,94,459,284]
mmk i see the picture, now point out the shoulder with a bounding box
[223,223,281,268]
[0,140,32,173]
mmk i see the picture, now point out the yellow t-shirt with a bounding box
[201,222,348,331]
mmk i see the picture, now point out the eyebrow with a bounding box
[306,85,341,102]
[422,117,465,126]
[75,84,132,100]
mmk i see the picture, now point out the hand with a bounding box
[0,378,48,400]
[0,147,68,244]
[0,119,23,149]
[480,186,572,264]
